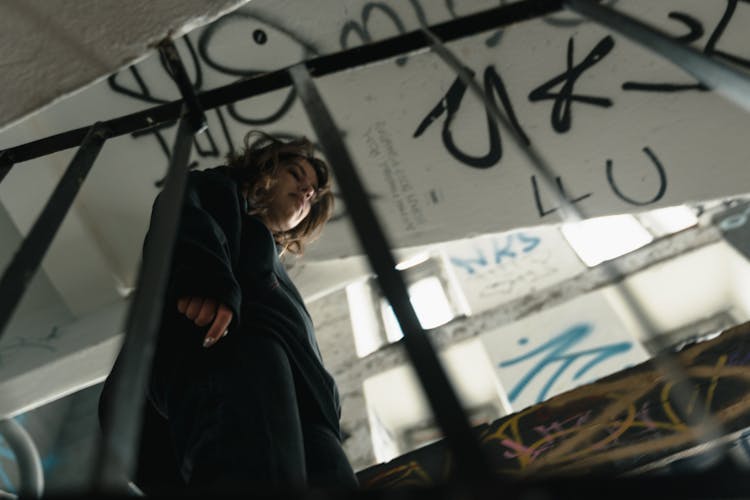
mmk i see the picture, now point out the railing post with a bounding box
[92,110,195,493]
[0,122,109,340]
[158,39,208,135]
[92,38,208,493]
[0,151,13,185]
[289,63,492,486]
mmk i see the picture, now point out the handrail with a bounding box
[91,39,207,494]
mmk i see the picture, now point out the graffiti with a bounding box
[198,10,318,126]
[532,146,667,217]
[449,232,541,275]
[417,0,506,48]
[531,174,592,218]
[498,322,633,404]
[529,36,615,133]
[413,65,530,169]
[342,0,505,68]
[623,0,750,93]
[716,201,750,232]
[107,10,321,181]
[108,35,229,166]
[478,259,558,297]
[340,3,410,66]
[444,230,577,306]
[606,147,667,206]
[366,121,427,231]
[357,323,750,487]
[485,357,737,473]
[541,0,620,27]
[499,410,593,461]
[110,0,508,172]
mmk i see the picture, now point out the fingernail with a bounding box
[203,337,215,348]
[222,330,229,338]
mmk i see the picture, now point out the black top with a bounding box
[148,166,342,436]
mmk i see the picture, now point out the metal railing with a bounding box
[0,0,749,496]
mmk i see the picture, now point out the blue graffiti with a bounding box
[517,232,541,253]
[450,232,541,274]
[450,248,488,275]
[493,236,517,263]
[499,323,632,404]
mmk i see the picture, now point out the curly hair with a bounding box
[224,131,334,255]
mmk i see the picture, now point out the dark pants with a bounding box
[103,321,358,494]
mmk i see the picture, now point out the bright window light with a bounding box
[561,214,653,267]
[346,280,383,357]
[381,276,456,341]
[638,205,698,237]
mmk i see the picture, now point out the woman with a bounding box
[99,132,357,494]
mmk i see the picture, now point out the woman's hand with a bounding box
[177,296,233,348]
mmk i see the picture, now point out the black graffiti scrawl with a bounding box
[413,65,530,169]
[528,36,615,133]
[623,0,750,93]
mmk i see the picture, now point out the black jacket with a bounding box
[99,167,342,491]
[151,166,342,432]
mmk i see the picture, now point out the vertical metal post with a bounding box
[289,63,492,484]
[565,0,750,113]
[92,111,195,492]
[159,39,208,134]
[0,123,108,340]
[93,37,208,493]
[0,152,13,185]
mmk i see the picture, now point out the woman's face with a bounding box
[262,157,319,232]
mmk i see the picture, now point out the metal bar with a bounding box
[92,112,194,492]
[0,418,44,498]
[0,0,564,166]
[0,122,108,340]
[158,39,208,134]
[566,0,750,113]
[420,23,732,472]
[289,63,491,484]
[0,151,13,185]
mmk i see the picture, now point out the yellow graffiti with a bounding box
[361,461,432,488]
[482,354,750,474]
[364,325,750,487]
[660,381,686,429]
[706,355,728,411]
